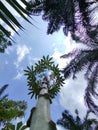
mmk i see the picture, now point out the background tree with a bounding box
[57,109,98,130]
[2,121,28,130]
[27,0,98,114]
[0,84,27,126]
[0,31,12,53]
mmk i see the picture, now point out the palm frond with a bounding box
[1,2,23,29]
[26,0,43,15]
[84,63,98,114]
[57,109,98,130]
[0,25,11,38]
[63,49,98,79]
[1,0,32,38]
[0,84,9,101]
[27,0,98,45]
[57,110,76,129]
[0,84,8,97]
[60,49,79,58]
[5,0,31,23]
[62,48,98,114]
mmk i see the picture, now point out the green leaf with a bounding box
[16,121,23,130]
[5,0,31,24]
[0,12,18,33]
[1,2,23,29]
[21,125,28,130]
[24,55,65,100]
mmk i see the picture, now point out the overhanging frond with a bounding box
[63,49,98,79]
[1,0,32,38]
[84,63,98,114]
[0,84,8,97]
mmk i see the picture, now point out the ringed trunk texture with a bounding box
[30,84,57,130]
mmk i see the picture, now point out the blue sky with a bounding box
[0,2,93,130]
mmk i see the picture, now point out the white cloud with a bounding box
[14,44,31,67]
[59,72,87,119]
[52,48,67,69]
[52,33,88,119]
[14,67,24,80]
[14,71,23,80]
[28,57,40,66]
[17,44,30,63]
[52,33,83,70]
[56,125,64,130]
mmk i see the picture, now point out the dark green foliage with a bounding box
[1,0,31,34]
[0,85,27,126]
[28,0,98,44]
[2,121,28,130]
[0,31,12,53]
[57,109,98,130]
[0,99,27,126]
[0,0,32,45]
[24,55,65,100]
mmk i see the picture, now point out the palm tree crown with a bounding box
[24,55,64,101]
[27,0,98,45]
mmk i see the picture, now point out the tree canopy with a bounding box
[2,121,28,130]
[0,85,27,126]
[27,0,98,45]
[24,55,64,101]
[57,109,98,130]
[27,0,98,115]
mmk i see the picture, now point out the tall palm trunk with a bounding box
[30,83,57,130]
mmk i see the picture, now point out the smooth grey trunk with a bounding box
[30,83,57,130]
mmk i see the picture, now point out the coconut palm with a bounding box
[57,109,98,130]
[25,55,64,130]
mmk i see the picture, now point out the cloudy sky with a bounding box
[0,3,92,130]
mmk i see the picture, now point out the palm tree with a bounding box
[57,109,98,130]
[28,0,98,114]
[24,55,64,130]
